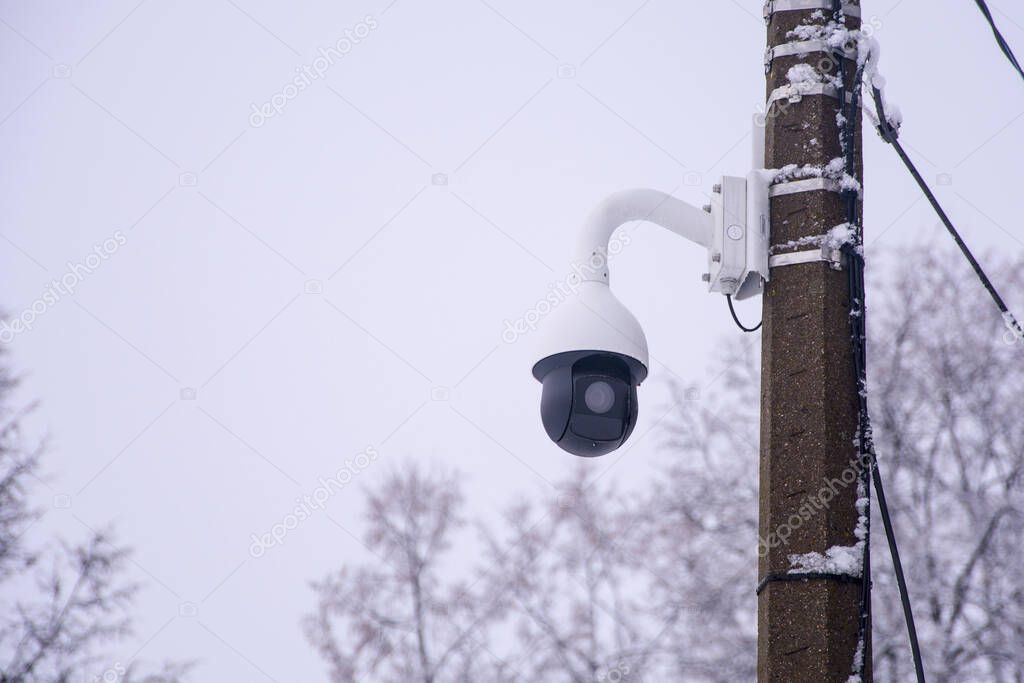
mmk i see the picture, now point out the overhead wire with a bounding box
[862,63,1023,681]
[972,0,1024,83]
[868,86,1024,342]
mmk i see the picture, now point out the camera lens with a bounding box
[584,381,615,414]
[534,350,646,457]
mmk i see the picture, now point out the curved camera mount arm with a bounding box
[533,176,770,457]
[574,188,714,285]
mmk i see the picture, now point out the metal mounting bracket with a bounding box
[768,246,844,270]
[707,171,772,300]
[763,0,862,23]
[765,40,857,73]
[766,83,857,110]
[769,177,843,198]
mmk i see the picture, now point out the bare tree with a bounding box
[868,251,1024,682]
[483,469,678,682]
[637,339,761,682]
[0,360,39,587]
[0,350,189,683]
[304,466,506,683]
[304,466,685,682]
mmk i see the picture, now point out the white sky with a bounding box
[2,0,1022,680]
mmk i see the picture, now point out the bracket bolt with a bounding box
[702,204,712,213]
[701,273,711,282]
[712,252,722,263]
[712,183,722,194]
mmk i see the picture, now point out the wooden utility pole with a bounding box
[758,1,869,681]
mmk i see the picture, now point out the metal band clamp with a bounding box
[769,177,842,198]
[768,246,844,269]
[766,83,857,110]
[763,0,862,23]
[756,571,865,595]
[765,40,857,72]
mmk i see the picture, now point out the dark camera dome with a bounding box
[533,351,644,458]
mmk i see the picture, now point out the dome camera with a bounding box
[532,279,649,457]
[531,183,770,457]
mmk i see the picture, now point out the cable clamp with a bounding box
[763,0,862,23]
[768,245,844,269]
[765,40,857,72]
[769,177,842,198]
[756,571,865,595]
[766,83,857,110]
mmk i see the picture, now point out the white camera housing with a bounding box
[532,177,770,457]
[532,280,649,374]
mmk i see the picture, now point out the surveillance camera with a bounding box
[532,184,769,457]
[532,280,648,457]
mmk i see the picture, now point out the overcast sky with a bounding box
[2,0,1023,680]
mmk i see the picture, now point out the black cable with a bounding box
[973,0,1024,83]
[833,18,877,678]
[869,85,1024,341]
[865,71,1024,681]
[856,81,934,683]
[872,460,927,683]
[725,294,761,332]
[864,27,1024,676]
